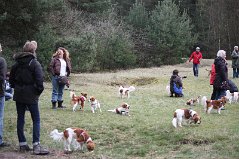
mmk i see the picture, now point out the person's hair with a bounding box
[217,50,226,57]
[23,41,37,53]
[234,46,238,50]
[31,40,37,48]
[0,43,2,52]
[173,69,179,75]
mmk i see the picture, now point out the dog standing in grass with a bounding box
[119,86,135,99]
[89,96,102,113]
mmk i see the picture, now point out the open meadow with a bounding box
[0,59,239,159]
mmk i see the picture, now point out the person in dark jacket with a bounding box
[170,69,183,97]
[227,79,238,93]
[0,43,8,147]
[231,46,239,78]
[213,50,228,100]
[9,41,49,155]
[49,47,71,109]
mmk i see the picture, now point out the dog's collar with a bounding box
[86,137,92,143]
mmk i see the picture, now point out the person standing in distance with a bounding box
[231,46,239,78]
[188,47,203,77]
[9,41,49,155]
[0,43,8,147]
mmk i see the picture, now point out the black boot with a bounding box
[58,101,66,108]
[52,101,56,109]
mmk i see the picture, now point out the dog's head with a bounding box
[87,141,95,152]
[89,96,95,102]
[186,99,193,105]
[121,103,130,109]
[81,93,87,99]
[221,96,227,105]
[192,114,201,125]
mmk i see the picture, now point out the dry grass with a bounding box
[0,59,239,159]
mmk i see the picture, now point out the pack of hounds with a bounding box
[50,85,135,153]
[168,85,238,128]
[50,84,238,153]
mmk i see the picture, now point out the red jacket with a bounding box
[210,64,216,85]
[189,51,202,64]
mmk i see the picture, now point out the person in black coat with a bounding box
[213,50,228,100]
[9,41,49,155]
[0,43,8,147]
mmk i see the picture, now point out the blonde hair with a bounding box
[217,50,226,57]
[0,43,2,52]
[23,41,37,53]
[53,47,70,60]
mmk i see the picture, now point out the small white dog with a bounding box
[108,103,130,116]
[89,96,102,113]
[172,108,201,128]
[119,86,135,99]
[226,90,238,104]
[50,128,95,152]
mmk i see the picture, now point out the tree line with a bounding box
[0,0,238,72]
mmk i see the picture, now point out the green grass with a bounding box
[1,60,239,159]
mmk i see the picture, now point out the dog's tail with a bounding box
[107,109,116,113]
[128,86,136,92]
[172,118,177,128]
[201,96,207,111]
[70,91,75,99]
[50,129,64,141]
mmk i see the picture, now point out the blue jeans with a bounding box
[193,64,199,77]
[16,102,40,146]
[214,89,226,100]
[233,68,239,78]
[0,96,5,144]
[51,76,65,102]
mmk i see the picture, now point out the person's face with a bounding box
[196,49,200,52]
[235,47,238,51]
[58,49,64,58]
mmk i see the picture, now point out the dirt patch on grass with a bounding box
[109,77,158,86]
[0,152,26,159]
[178,139,214,146]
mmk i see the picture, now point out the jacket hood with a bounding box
[214,56,226,66]
[14,52,36,64]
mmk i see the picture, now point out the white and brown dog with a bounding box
[186,96,201,106]
[172,108,201,128]
[108,103,130,116]
[119,86,135,99]
[89,96,102,113]
[50,127,95,153]
[226,90,238,104]
[70,91,87,112]
[201,96,227,114]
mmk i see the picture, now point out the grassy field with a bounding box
[0,59,239,159]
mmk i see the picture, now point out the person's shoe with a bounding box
[20,145,32,152]
[33,144,49,155]
[0,142,10,147]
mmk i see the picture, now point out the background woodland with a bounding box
[0,0,238,72]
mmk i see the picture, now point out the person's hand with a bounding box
[186,60,190,64]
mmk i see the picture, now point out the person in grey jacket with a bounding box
[231,46,239,78]
[0,43,8,147]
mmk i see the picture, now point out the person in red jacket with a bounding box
[189,47,203,77]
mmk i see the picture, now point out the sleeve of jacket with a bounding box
[9,64,17,88]
[231,51,239,59]
[33,60,44,95]
[49,58,55,76]
[189,52,194,62]
[0,58,7,95]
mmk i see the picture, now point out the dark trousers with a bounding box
[193,64,199,77]
[233,68,239,78]
[16,102,40,145]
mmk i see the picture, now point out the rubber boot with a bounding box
[52,102,57,109]
[58,101,66,108]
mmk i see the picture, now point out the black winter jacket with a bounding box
[0,57,7,97]
[213,57,228,89]
[9,52,44,104]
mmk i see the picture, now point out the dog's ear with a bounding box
[87,142,95,151]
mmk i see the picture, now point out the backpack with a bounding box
[173,83,182,94]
